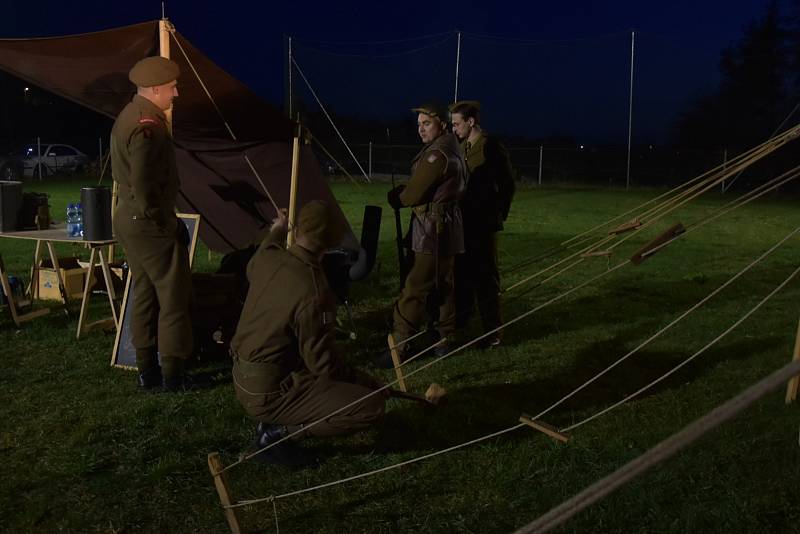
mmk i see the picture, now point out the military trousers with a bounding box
[239,370,385,437]
[114,203,193,360]
[393,252,456,339]
[454,230,502,334]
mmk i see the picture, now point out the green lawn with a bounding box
[1,176,799,533]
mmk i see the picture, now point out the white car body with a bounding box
[21,143,89,177]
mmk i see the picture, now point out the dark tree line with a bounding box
[675,0,800,150]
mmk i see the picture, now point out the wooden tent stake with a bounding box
[387,333,407,392]
[630,222,685,265]
[208,452,243,534]
[609,218,641,235]
[519,413,570,443]
[286,119,301,247]
[785,317,800,404]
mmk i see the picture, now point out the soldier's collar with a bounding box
[132,94,167,121]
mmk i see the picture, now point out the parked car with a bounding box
[0,151,23,180]
[20,143,90,178]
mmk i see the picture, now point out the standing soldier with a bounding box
[376,103,467,367]
[111,56,194,391]
[449,100,515,348]
[231,202,387,467]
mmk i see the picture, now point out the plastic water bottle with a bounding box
[75,202,84,238]
[66,203,77,237]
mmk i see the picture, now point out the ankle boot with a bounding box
[252,422,314,468]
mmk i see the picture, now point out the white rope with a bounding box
[219,260,629,475]
[533,225,800,422]
[169,30,280,213]
[224,258,797,511]
[517,358,800,534]
[561,262,800,433]
[290,57,371,183]
[272,499,279,533]
[228,424,525,509]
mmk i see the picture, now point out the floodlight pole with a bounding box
[454,31,462,103]
[538,145,543,186]
[288,36,293,118]
[625,30,635,191]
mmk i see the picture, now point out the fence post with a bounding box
[538,145,543,186]
[37,137,42,180]
[368,141,373,180]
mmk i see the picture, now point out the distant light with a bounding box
[579,145,584,150]
[24,87,29,92]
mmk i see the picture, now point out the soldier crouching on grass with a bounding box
[230,201,388,468]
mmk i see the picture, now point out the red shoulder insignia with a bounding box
[138,117,158,125]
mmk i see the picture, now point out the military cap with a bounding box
[129,56,180,87]
[297,200,344,251]
[448,100,481,114]
[412,102,449,122]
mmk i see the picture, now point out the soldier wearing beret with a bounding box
[111,56,194,391]
[231,201,387,467]
[449,100,515,347]
[376,103,467,366]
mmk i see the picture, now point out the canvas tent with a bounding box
[0,20,358,253]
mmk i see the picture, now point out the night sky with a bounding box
[0,0,781,143]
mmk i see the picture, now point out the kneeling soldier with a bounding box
[231,201,387,467]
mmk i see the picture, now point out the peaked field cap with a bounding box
[297,200,344,250]
[449,100,481,113]
[129,56,180,87]
[412,103,449,120]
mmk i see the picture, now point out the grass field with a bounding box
[1,176,799,533]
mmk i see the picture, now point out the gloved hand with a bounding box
[176,220,190,247]
[387,185,406,210]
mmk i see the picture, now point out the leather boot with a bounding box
[136,348,162,390]
[252,422,315,468]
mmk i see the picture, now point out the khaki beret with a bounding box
[412,102,449,122]
[129,56,180,87]
[297,200,344,251]
[449,100,481,114]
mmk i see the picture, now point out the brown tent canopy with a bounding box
[0,21,357,252]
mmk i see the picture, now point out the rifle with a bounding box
[386,128,408,289]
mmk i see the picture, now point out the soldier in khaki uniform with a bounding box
[376,103,466,367]
[111,56,194,391]
[231,201,386,467]
[449,100,515,347]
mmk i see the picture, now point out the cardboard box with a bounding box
[78,261,127,294]
[38,257,88,301]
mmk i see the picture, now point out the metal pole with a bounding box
[538,145,543,186]
[368,141,373,180]
[721,148,728,192]
[37,136,41,180]
[454,31,462,103]
[288,36,293,118]
[626,30,635,191]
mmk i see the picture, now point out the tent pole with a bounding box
[287,118,301,247]
[159,18,173,135]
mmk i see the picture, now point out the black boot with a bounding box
[252,422,315,468]
[137,365,163,391]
